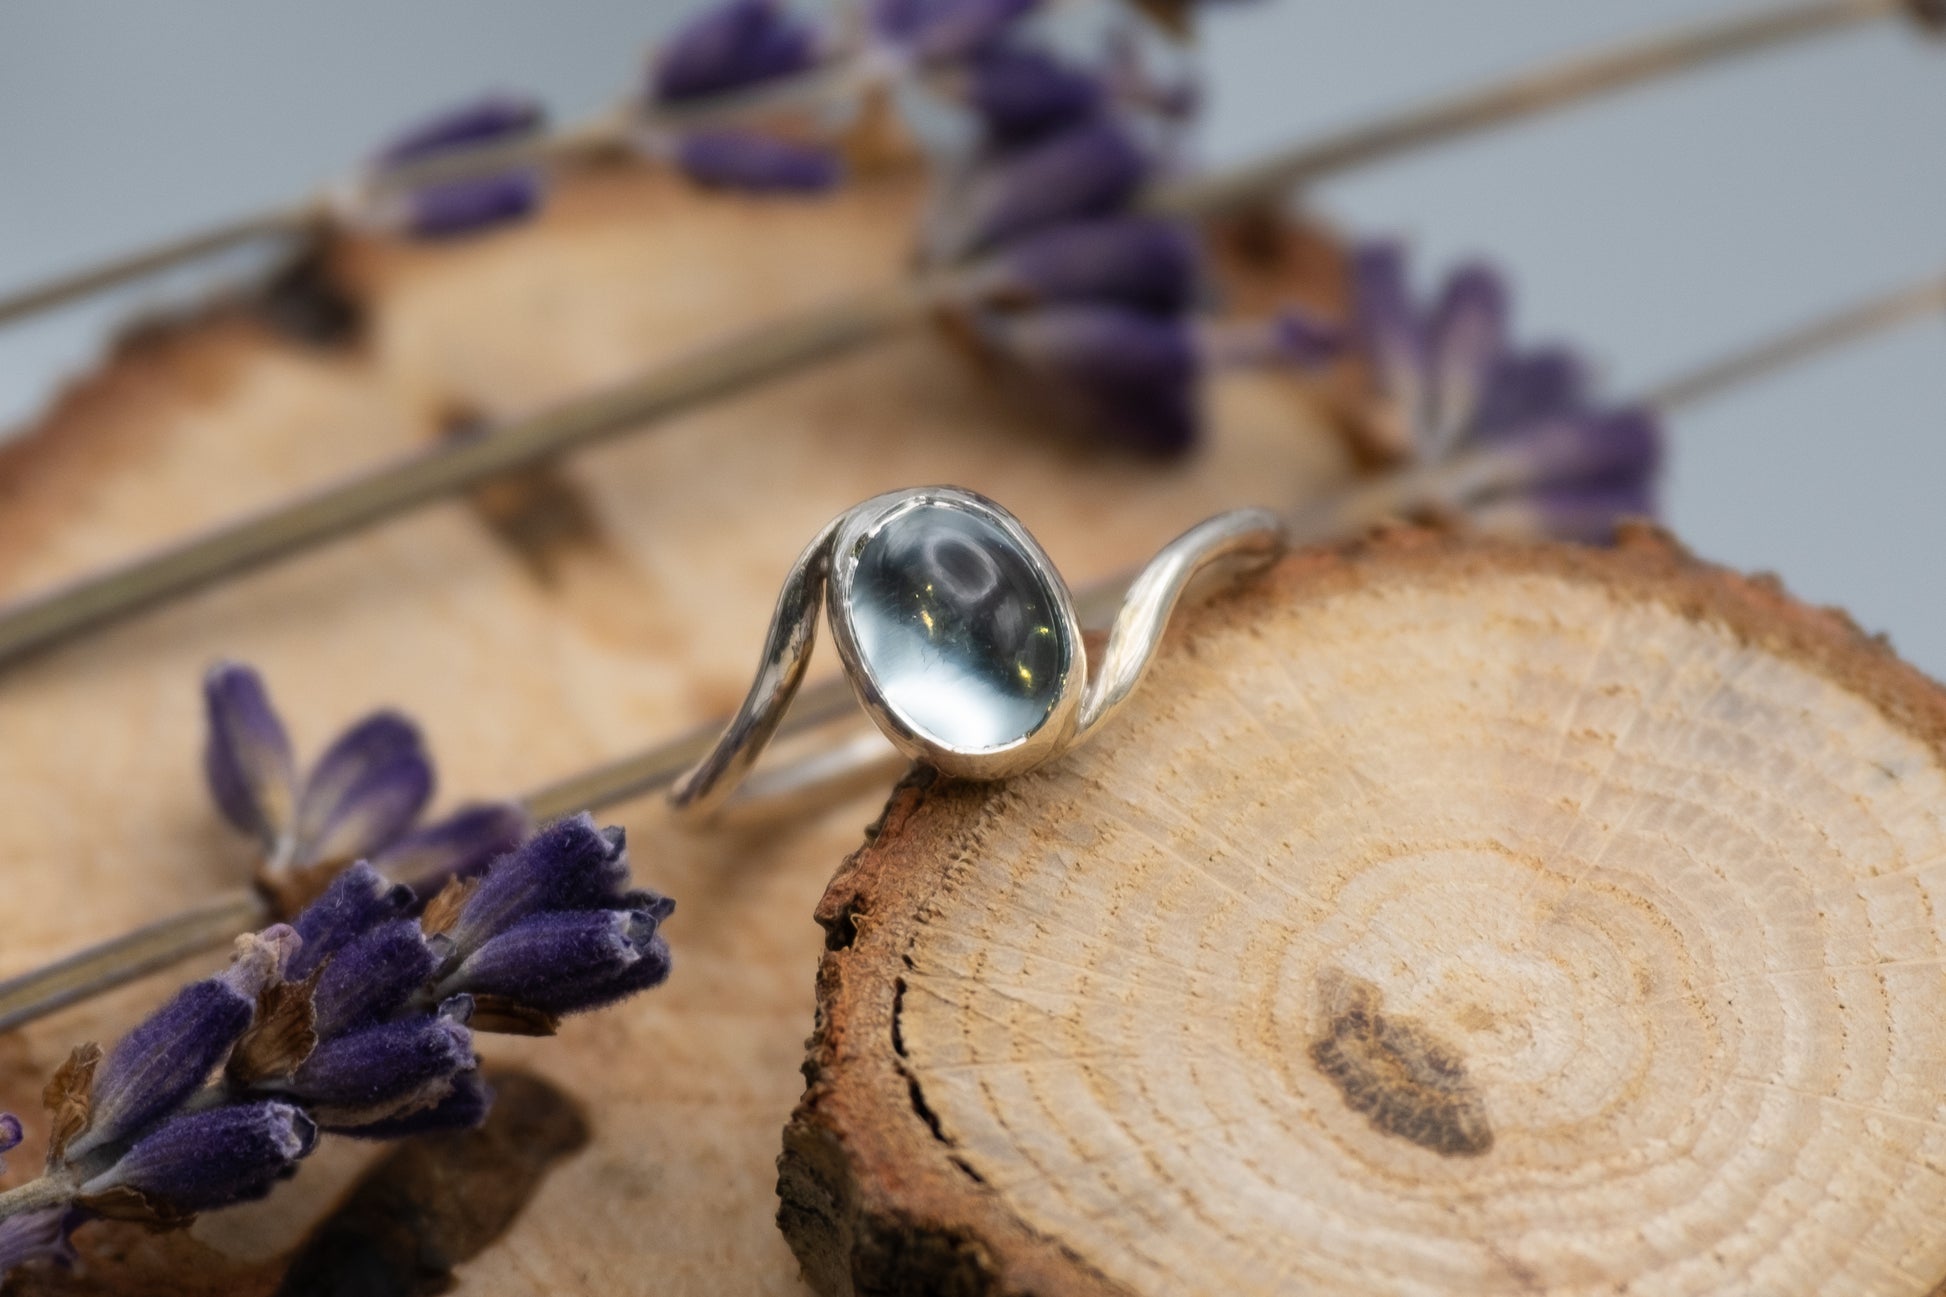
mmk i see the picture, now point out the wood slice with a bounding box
[0,161,1352,1294]
[784,525,1946,1297]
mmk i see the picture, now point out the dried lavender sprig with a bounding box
[0,672,858,1036]
[1,251,1937,1034]
[0,0,1922,667]
[0,821,669,1273]
[0,0,1043,326]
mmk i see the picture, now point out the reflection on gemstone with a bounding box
[848,503,1070,751]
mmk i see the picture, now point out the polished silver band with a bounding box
[670,487,1286,824]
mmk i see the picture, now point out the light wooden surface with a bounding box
[786,527,1946,1296]
[0,162,1351,1293]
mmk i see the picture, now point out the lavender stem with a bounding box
[0,38,883,330]
[0,202,327,329]
[0,276,938,669]
[0,1179,73,1223]
[1148,0,1906,218]
[0,891,271,1034]
[1639,271,1946,412]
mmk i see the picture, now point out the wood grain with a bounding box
[786,526,1946,1297]
[0,160,1351,1294]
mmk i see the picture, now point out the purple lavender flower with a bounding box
[674,130,843,191]
[0,1209,75,1277]
[956,43,1103,142]
[644,0,845,193]
[202,662,528,893]
[0,1112,21,1174]
[378,95,544,162]
[308,919,438,1039]
[61,945,275,1160]
[338,1069,493,1141]
[365,802,532,897]
[960,217,1199,314]
[202,664,295,846]
[370,94,547,239]
[287,861,416,979]
[986,305,1199,453]
[650,0,820,103]
[1334,242,1661,541]
[440,908,671,1017]
[286,1012,476,1130]
[980,304,1332,455]
[436,814,632,959]
[931,116,1151,262]
[79,1102,317,1214]
[290,714,432,872]
[0,814,668,1275]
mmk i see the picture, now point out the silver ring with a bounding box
[669,487,1286,823]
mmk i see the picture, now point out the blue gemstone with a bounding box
[848,504,1070,752]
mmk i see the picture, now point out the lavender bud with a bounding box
[287,1016,475,1129]
[1485,407,1663,493]
[442,908,670,1016]
[288,861,416,982]
[571,919,675,1010]
[958,45,1103,142]
[374,94,548,241]
[1477,479,1658,545]
[1425,263,1509,454]
[650,0,819,103]
[332,1069,492,1141]
[0,1208,75,1278]
[290,712,432,869]
[673,130,843,192]
[944,117,1150,260]
[989,304,1199,454]
[617,888,678,926]
[399,174,543,240]
[377,94,543,164]
[0,1112,20,1175]
[65,977,257,1160]
[81,1101,317,1214]
[1350,241,1428,432]
[443,814,630,957]
[962,217,1198,314]
[201,662,296,848]
[310,920,438,1039]
[368,800,530,896]
[871,0,1038,65]
[1470,347,1590,443]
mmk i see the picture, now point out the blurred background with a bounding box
[1,0,1941,665]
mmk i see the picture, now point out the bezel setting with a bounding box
[826,488,1085,781]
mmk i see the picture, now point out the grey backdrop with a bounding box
[2,2,1942,665]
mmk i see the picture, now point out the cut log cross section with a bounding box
[784,527,1946,1297]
